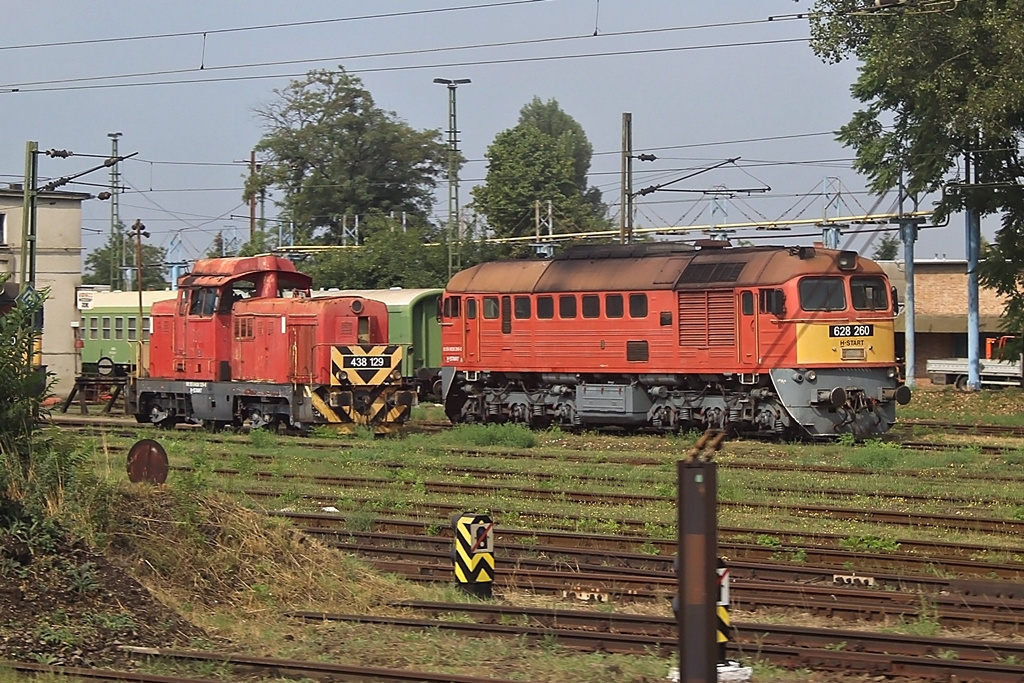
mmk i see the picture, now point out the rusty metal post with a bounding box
[677,458,718,683]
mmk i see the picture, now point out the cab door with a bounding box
[463,297,479,363]
[737,290,758,367]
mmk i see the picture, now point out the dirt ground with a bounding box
[0,531,204,669]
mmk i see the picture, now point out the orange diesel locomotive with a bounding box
[127,255,414,432]
[438,242,911,438]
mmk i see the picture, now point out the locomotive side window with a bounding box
[114,316,124,340]
[605,294,623,318]
[443,296,461,318]
[466,298,477,320]
[101,316,111,340]
[582,294,600,318]
[559,295,577,319]
[127,316,138,341]
[799,277,845,311]
[851,276,888,311]
[629,293,648,318]
[514,296,531,319]
[741,291,754,316]
[89,316,98,340]
[537,296,554,319]
[142,316,151,342]
[760,289,786,316]
[483,296,499,319]
[501,296,512,334]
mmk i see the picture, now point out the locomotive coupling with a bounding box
[814,386,847,408]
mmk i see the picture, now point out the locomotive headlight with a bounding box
[805,370,817,382]
[887,367,897,379]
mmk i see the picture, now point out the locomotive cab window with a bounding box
[629,293,648,318]
[358,317,371,343]
[759,289,785,316]
[799,277,846,312]
[537,295,554,319]
[466,298,477,320]
[483,296,499,319]
[514,296,531,319]
[582,294,600,318]
[559,294,577,319]
[443,296,461,319]
[189,287,219,316]
[605,294,623,318]
[851,276,888,311]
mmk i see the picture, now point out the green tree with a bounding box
[808,1,1024,334]
[473,98,608,239]
[82,224,168,290]
[247,68,448,245]
[872,232,900,261]
[304,215,449,289]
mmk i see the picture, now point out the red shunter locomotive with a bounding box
[438,242,911,438]
[127,255,414,432]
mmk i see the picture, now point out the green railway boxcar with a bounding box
[77,290,177,375]
[317,288,443,398]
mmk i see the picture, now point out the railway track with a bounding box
[221,469,1024,535]
[286,604,1024,682]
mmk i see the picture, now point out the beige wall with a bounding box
[0,188,90,396]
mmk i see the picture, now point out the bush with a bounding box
[447,423,538,449]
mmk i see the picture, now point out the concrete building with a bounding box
[880,260,1013,380]
[0,185,92,395]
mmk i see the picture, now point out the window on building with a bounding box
[89,316,99,340]
[605,294,623,318]
[513,296,531,319]
[559,294,577,319]
[101,316,111,340]
[127,316,138,341]
[0,214,6,245]
[537,296,554,319]
[629,293,648,318]
[582,294,600,318]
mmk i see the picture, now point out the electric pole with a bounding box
[620,113,632,245]
[434,77,471,277]
[108,132,123,289]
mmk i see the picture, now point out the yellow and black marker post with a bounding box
[716,557,730,663]
[451,513,495,598]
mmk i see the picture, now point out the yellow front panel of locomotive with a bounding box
[795,321,895,365]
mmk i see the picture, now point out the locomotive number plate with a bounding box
[343,355,388,369]
[829,324,873,338]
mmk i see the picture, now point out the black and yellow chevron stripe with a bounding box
[452,513,495,592]
[330,345,403,386]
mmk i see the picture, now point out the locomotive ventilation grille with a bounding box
[677,291,736,347]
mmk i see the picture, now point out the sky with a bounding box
[2,0,990,273]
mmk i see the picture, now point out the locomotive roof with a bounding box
[181,255,311,288]
[445,243,885,293]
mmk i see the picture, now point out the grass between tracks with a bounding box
[10,387,1024,682]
